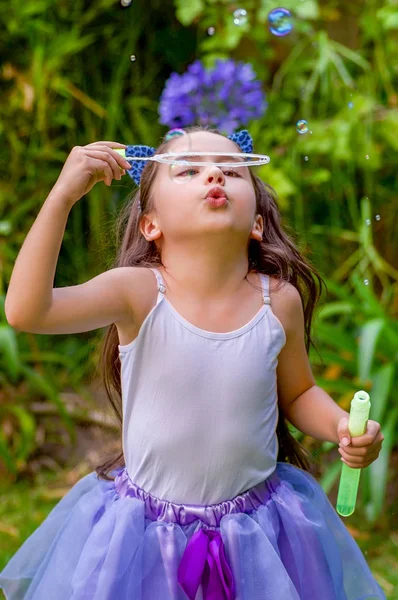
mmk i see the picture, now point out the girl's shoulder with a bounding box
[125,266,297,321]
[249,271,294,295]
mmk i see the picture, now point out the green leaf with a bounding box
[295,0,320,20]
[175,0,204,25]
[377,110,398,151]
[330,40,370,70]
[20,365,75,438]
[350,271,384,318]
[313,323,357,354]
[329,50,354,86]
[358,319,385,382]
[0,325,20,383]
[377,6,398,30]
[19,0,50,18]
[256,165,296,207]
[364,407,398,522]
[319,459,341,495]
[0,432,17,474]
[0,405,36,462]
[317,302,354,319]
[369,363,395,424]
[305,168,331,185]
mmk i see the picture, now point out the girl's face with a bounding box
[141,131,262,249]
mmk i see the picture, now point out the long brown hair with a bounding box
[94,125,327,481]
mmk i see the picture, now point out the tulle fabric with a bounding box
[0,462,386,600]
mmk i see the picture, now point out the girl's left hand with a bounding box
[337,417,384,469]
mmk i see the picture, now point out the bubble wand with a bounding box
[114,148,270,167]
[336,390,371,517]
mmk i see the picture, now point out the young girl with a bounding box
[0,126,386,599]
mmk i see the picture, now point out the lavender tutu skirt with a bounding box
[0,462,386,600]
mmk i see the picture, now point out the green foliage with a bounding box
[308,267,397,521]
[0,293,80,475]
[175,0,204,25]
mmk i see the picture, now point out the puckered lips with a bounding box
[204,186,228,207]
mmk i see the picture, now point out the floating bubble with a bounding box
[348,102,354,109]
[364,279,369,286]
[365,219,371,226]
[166,152,270,184]
[121,0,132,6]
[169,160,195,184]
[207,26,216,36]
[165,128,186,141]
[365,155,370,160]
[375,214,381,221]
[233,8,248,26]
[160,152,270,167]
[268,8,293,37]
[304,156,309,161]
[296,119,309,134]
[130,55,136,62]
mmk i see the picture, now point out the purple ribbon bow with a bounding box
[177,528,235,600]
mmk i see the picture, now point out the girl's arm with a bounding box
[283,385,350,444]
[5,190,72,326]
[276,283,349,443]
[5,190,137,335]
[5,142,132,333]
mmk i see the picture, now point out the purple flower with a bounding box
[158,59,267,135]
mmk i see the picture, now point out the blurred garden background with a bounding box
[0,0,397,596]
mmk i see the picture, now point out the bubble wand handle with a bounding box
[336,390,371,517]
[114,149,148,161]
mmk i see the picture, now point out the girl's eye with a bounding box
[178,168,240,177]
[178,168,197,176]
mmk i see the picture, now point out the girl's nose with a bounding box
[206,165,224,184]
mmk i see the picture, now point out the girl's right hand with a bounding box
[52,141,133,208]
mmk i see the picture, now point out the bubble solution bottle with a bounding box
[336,390,371,517]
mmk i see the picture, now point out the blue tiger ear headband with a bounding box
[124,129,254,189]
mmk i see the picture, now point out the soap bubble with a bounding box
[348,102,354,109]
[121,0,132,5]
[375,214,380,221]
[166,153,267,184]
[130,55,136,62]
[296,119,309,134]
[233,8,248,26]
[365,219,371,226]
[268,8,293,37]
[364,279,369,286]
[304,156,309,161]
[207,26,215,36]
[169,161,195,184]
[165,128,186,141]
[365,155,370,160]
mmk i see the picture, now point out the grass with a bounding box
[0,469,396,598]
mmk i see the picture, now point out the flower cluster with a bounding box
[158,59,267,135]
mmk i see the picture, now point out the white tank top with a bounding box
[118,268,286,505]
